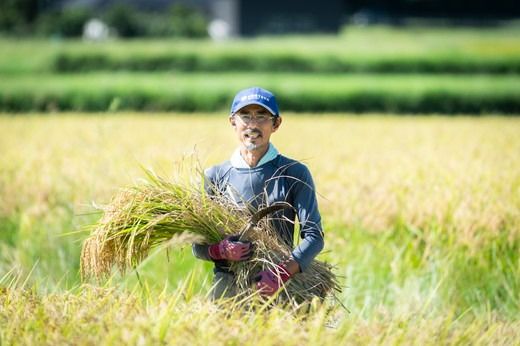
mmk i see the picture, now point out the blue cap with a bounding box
[230,87,279,117]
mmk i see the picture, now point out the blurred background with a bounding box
[0,0,519,113]
[2,0,520,37]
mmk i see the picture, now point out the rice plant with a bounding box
[80,170,341,305]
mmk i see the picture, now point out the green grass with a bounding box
[1,26,518,114]
[0,114,519,344]
[1,72,519,113]
[1,25,520,74]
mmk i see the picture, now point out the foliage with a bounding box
[51,47,520,74]
[1,26,519,73]
[100,3,208,39]
[42,25,520,73]
[0,72,519,113]
[103,3,143,38]
[166,4,208,38]
[36,7,94,38]
[0,0,38,35]
[0,2,208,38]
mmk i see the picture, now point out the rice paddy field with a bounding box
[1,24,520,344]
[0,113,519,344]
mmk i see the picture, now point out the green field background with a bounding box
[1,26,520,114]
[2,26,520,74]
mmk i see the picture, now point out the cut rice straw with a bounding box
[80,169,341,305]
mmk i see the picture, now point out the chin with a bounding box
[243,139,267,151]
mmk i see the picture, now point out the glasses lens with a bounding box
[237,113,271,124]
[256,115,269,122]
[238,114,252,123]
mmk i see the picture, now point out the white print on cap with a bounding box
[240,94,270,102]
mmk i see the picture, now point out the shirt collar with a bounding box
[230,143,279,168]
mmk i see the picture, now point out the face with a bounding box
[230,104,282,153]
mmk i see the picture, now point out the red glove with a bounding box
[208,235,252,261]
[254,264,292,296]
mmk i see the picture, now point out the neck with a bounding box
[240,144,269,168]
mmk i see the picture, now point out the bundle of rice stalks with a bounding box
[81,170,341,305]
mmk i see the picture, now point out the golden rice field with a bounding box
[1,113,519,345]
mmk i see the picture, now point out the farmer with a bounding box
[192,86,324,299]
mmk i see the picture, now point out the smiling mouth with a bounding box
[244,131,261,139]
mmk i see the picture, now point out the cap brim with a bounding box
[230,101,278,117]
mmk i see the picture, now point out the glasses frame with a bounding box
[234,111,275,125]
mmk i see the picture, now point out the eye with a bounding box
[239,114,252,122]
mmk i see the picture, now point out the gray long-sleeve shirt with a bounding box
[192,153,324,273]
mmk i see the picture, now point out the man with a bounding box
[192,86,324,299]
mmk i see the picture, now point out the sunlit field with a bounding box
[1,113,519,344]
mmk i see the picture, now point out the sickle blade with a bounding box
[250,202,294,225]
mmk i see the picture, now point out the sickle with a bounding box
[250,201,294,225]
[239,202,295,239]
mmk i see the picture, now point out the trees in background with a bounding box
[0,2,208,38]
[0,0,39,35]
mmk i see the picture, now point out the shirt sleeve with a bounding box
[288,164,325,272]
[192,243,212,261]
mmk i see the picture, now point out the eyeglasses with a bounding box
[234,111,274,125]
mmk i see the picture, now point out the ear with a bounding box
[229,116,236,127]
[272,117,282,131]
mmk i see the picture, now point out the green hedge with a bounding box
[2,26,520,74]
[52,51,520,74]
[47,26,520,74]
[1,73,519,114]
[8,92,519,113]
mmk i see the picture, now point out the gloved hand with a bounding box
[254,263,292,296]
[208,235,252,261]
